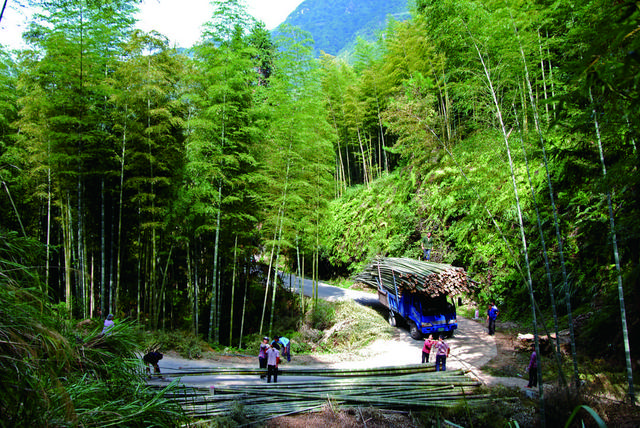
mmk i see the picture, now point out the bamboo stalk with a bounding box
[164,365,489,422]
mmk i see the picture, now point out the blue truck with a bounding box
[377,285,457,340]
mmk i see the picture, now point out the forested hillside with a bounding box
[1,0,639,421]
[275,0,411,56]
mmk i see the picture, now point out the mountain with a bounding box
[274,0,412,56]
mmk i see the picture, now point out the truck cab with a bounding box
[378,288,457,340]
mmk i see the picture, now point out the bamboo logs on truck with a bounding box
[354,257,471,297]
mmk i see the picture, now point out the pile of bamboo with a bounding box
[160,366,492,424]
[354,257,470,297]
[160,363,436,378]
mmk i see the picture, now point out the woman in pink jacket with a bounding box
[422,334,434,363]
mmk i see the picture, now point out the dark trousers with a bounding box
[435,355,447,371]
[267,364,278,383]
[259,357,267,378]
[488,318,496,335]
[527,367,538,387]
[422,351,430,363]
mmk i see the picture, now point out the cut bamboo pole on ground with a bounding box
[164,362,439,377]
[158,366,496,423]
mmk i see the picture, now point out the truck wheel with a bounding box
[388,312,396,327]
[410,323,421,340]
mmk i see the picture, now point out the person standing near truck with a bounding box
[421,231,433,261]
[422,334,434,363]
[434,335,450,371]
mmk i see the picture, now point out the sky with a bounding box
[1,0,304,49]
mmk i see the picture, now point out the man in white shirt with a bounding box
[266,344,280,383]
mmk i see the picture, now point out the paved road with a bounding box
[282,273,379,306]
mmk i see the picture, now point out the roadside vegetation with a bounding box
[0,283,186,427]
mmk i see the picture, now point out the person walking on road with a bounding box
[266,343,280,383]
[258,337,269,379]
[434,335,450,371]
[487,302,499,335]
[422,334,434,363]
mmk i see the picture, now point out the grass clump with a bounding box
[312,300,393,353]
[0,285,186,427]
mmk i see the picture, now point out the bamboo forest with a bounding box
[1,0,639,426]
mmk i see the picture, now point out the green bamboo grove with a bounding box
[1,0,638,408]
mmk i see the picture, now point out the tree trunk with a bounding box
[590,90,635,402]
[516,29,580,387]
[45,148,52,304]
[101,177,106,317]
[209,182,222,343]
[239,263,248,348]
[260,219,279,335]
[268,211,287,337]
[229,235,238,345]
[63,194,73,317]
[356,126,369,185]
[471,32,546,426]
[115,106,127,319]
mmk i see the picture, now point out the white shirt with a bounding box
[266,347,279,366]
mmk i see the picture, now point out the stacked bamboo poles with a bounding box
[160,363,436,377]
[354,257,470,297]
[159,368,492,422]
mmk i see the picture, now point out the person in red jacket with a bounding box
[422,334,434,363]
